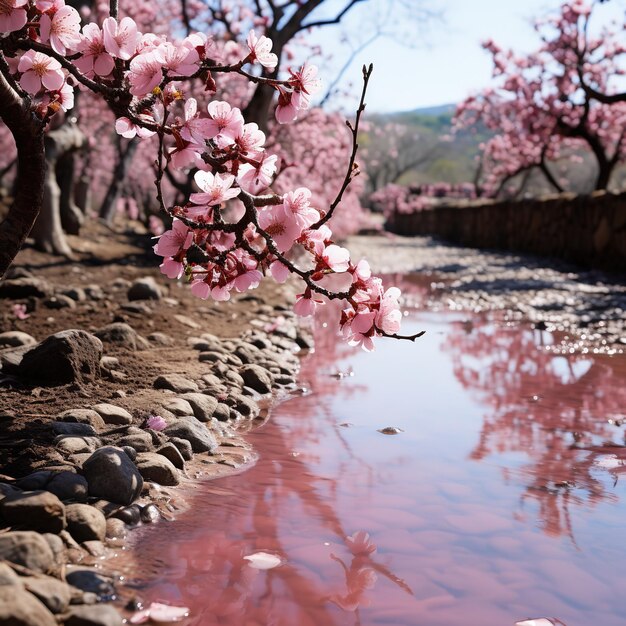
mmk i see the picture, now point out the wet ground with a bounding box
[111,235,626,626]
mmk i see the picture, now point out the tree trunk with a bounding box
[98,136,138,223]
[0,72,46,279]
[57,151,84,235]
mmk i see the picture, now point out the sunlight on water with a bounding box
[120,278,626,626]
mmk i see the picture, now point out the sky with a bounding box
[307,0,626,113]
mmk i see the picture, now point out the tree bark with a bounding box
[0,72,46,279]
[98,136,138,223]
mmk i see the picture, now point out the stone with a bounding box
[118,432,153,452]
[0,344,30,373]
[168,437,193,461]
[58,409,105,430]
[48,472,88,502]
[0,561,22,586]
[51,421,97,436]
[0,586,57,626]
[227,393,259,419]
[100,356,119,371]
[94,323,149,351]
[239,364,273,394]
[140,503,161,523]
[17,330,102,385]
[181,392,218,422]
[56,436,100,455]
[135,453,180,486]
[0,491,66,533]
[111,504,141,525]
[120,302,153,315]
[156,443,185,469]
[65,569,115,601]
[121,446,137,462]
[163,397,194,416]
[65,604,124,626]
[41,533,65,568]
[44,294,76,309]
[24,576,72,613]
[0,531,55,574]
[61,287,86,301]
[14,471,53,491]
[148,332,174,346]
[174,314,200,328]
[213,402,231,422]
[82,447,143,505]
[154,373,199,393]
[127,277,162,301]
[234,342,264,364]
[0,331,37,348]
[164,418,218,453]
[82,540,106,557]
[105,518,127,538]
[84,284,104,300]
[92,403,133,425]
[0,277,51,298]
[65,504,106,542]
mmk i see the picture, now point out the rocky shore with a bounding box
[0,225,312,625]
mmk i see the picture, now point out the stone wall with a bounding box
[384,191,626,274]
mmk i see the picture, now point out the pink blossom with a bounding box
[18,50,65,94]
[146,415,167,431]
[321,244,350,272]
[39,5,82,56]
[237,153,277,194]
[270,260,290,283]
[153,218,193,257]
[128,49,164,96]
[275,90,298,124]
[246,30,278,70]
[189,171,240,208]
[230,121,266,153]
[129,601,189,624]
[149,215,164,235]
[160,41,199,76]
[301,224,332,255]
[352,259,372,282]
[12,303,29,320]
[345,530,377,556]
[290,63,321,97]
[197,101,245,144]
[75,23,115,77]
[283,187,319,228]
[342,309,376,352]
[257,204,300,252]
[376,287,402,335]
[102,16,139,60]
[114,116,155,139]
[160,257,184,279]
[0,0,28,34]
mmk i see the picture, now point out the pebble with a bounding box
[163,397,194,416]
[94,323,149,351]
[154,374,199,393]
[0,331,37,348]
[0,276,51,298]
[65,569,115,601]
[65,603,123,626]
[156,443,186,469]
[43,295,76,309]
[164,418,218,453]
[168,437,193,461]
[82,447,143,505]
[24,576,72,613]
[148,332,174,346]
[92,403,133,426]
[118,432,154,452]
[135,453,180,486]
[57,409,105,430]
[240,364,273,394]
[181,392,218,422]
[0,586,58,626]
[51,422,97,437]
[127,277,162,301]
[140,503,161,524]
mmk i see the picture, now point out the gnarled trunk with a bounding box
[99,136,138,223]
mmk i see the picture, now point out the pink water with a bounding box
[125,280,626,626]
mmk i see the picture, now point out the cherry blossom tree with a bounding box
[454,1,626,199]
[0,0,422,349]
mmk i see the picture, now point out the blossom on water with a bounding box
[18,50,65,94]
[345,530,377,556]
[75,22,114,77]
[102,16,139,60]
[0,0,28,34]
[246,30,278,70]
[129,601,189,624]
[39,4,82,55]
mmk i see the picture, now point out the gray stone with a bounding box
[65,504,106,542]
[164,418,218,453]
[239,364,273,394]
[0,491,66,533]
[65,569,115,601]
[18,330,102,385]
[0,344,30,373]
[111,504,141,525]
[14,471,53,491]
[56,436,100,455]
[0,277,51,298]
[118,432,153,452]
[0,561,22,586]
[234,342,264,364]
[84,285,104,301]
[127,277,162,301]
[51,421,97,436]
[41,533,65,568]
[168,437,193,460]
[0,331,36,348]
[213,402,231,422]
[181,392,218,422]
[0,531,55,574]
[0,586,57,626]
[66,604,123,626]
[121,445,137,462]
[94,323,149,351]
[99,356,119,370]
[57,409,105,430]
[105,518,127,539]
[163,397,194,416]
[140,503,161,523]
[135,453,180,486]
[198,350,227,363]
[61,287,86,301]
[92,403,133,425]
[43,294,76,309]
[24,576,72,613]
[154,374,199,393]
[148,332,174,346]
[82,447,143,505]
[156,443,185,469]
[227,393,259,419]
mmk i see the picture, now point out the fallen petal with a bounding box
[515,619,566,626]
[149,602,190,622]
[129,609,151,624]
[243,551,283,570]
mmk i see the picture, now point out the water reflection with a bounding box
[442,318,626,539]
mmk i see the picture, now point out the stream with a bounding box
[120,274,626,626]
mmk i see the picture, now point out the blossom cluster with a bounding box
[0,0,406,349]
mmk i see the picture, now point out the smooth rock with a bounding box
[140,503,161,524]
[164,418,218,453]
[118,432,153,452]
[18,330,102,385]
[43,294,76,309]
[92,403,133,426]
[111,504,141,525]
[0,491,66,533]
[94,323,149,351]
[168,437,193,461]
[42,533,65,567]
[0,531,55,574]
[0,344,30,373]
[127,277,162,301]
[65,569,115,600]
[154,374,199,393]
[156,443,185,469]
[0,277,51,298]
[51,422,97,437]
[62,287,86,302]
[65,604,123,626]
[105,518,127,538]
[181,392,218,422]
[240,364,273,394]
[163,397,194,416]
[57,409,105,429]
[56,436,100,455]
[82,447,143,505]
[135,453,180,486]
[0,586,57,626]
[24,576,72,613]
[0,561,22,586]
[0,331,37,348]
[65,504,106,542]
[213,403,231,422]
[148,332,174,346]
